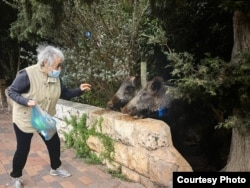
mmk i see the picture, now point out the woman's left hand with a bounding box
[80,83,91,91]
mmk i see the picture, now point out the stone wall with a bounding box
[55,99,193,188]
[0,79,7,109]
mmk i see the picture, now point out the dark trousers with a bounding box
[10,123,61,178]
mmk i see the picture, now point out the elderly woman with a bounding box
[8,45,91,188]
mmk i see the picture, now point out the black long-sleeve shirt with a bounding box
[8,69,83,106]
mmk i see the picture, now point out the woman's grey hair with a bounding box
[37,45,64,66]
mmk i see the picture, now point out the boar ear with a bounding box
[133,76,141,88]
[151,77,163,91]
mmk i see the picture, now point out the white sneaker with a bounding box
[12,178,23,188]
[50,166,71,177]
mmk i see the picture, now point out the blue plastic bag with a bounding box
[31,105,57,140]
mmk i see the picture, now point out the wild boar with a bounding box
[120,76,231,171]
[120,76,174,120]
[107,76,141,111]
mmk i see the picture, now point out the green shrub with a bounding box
[63,114,115,164]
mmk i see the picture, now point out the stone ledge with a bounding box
[55,99,192,188]
[0,79,7,109]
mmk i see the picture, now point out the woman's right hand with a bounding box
[27,100,36,107]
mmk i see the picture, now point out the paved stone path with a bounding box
[0,109,145,188]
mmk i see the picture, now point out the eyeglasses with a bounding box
[56,63,62,69]
[52,63,62,70]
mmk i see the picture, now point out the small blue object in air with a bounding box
[84,31,91,39]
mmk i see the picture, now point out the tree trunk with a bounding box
[223,128,250,171]
[231,11,250,60]
[140,61,147,87]
[222,11,250,171]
